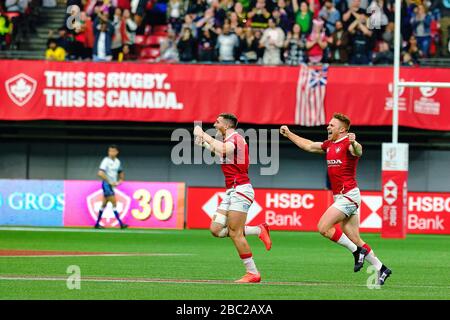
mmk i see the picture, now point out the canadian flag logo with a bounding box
[86,189,131,227]
[201,192,262,224]
[5,73,37,107]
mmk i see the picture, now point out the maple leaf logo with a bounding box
[5,73,37,107]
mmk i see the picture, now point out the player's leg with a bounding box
[317,205,369,272]
[228,210,261,283]
[109,196,128,229]
[210,209,229,238]
[342,215,392,284]
[95,197,108,228]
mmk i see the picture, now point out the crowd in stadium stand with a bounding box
[0,0,449,65]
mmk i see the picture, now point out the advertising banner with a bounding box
[187,187,450,235]
[0,179,185,229]
[0,179,64,226]
[0,61,449,130]
[381,143,409,238]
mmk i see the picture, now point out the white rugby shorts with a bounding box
[332,187,361,217]
[218,184,254,213]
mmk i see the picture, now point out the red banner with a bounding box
[325,67,450,131]
[187,187,450,235]
[0,60,449,131]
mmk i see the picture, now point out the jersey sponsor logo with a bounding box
[327,159,342,165]
[86,188,131,227]
[5,73,37,107]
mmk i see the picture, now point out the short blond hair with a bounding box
[333,113,351,131]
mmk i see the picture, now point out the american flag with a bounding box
[295,64,328,126]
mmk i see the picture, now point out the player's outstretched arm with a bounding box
[194,126,235,157]
[348,132,363,157]
[280,125,324,154]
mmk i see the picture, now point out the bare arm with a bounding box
[194,126,235,157]
[348,133,363,157]
[280,126,324,154]
[292,0,299,13]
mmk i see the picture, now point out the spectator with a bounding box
[0,12,11,50]
[319,0,341,34]
[45,39,66,61]
[160,29,179,62]
[273,0,293,33]
[373,41,393,64]
[403,34,422,64]
[216,22,239,62]
[254,29,265,61]
[49,27,72,55]
[111,8,124,60]
[306,18,327,63]
[284,23,308,65]
[248,0,271,29]
[229,12,243,31]
[122,9,138,53]
[5,0,28,12]
[293,0,314,34]
[382,21,395,50]
[183,13,198,37]
[118,44,136,61]
[260,18,285,65]
[239,27,259,63]
[430,0,450,57]
[177,27,197,61]
[402,51,415,66]
[328,20,350,63]
[198,27,217,62]
[168,0,186,34]
[233,2,248,26]
[73,11,95,60]
[342,0,366,28]
[187,0,207,16]
[348,13,373,64]
[93,13,115,61]
[410,4,432,57]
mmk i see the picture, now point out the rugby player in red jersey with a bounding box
[194,113,272,283]
[280,113,392,285]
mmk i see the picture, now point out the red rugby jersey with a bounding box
[321,136,359,195]
[221,132,251,189]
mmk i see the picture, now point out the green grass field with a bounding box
[0,227,449,300]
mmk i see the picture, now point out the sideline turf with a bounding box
[0,228,449,300]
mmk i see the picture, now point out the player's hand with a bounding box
[193,125,204,138]
[111,182,118,187]
[194,136,204,146]
[348,132,356,144]
[280,125,291,137]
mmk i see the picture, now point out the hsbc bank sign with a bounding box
[187,187,331,231]
[187,187,450,234]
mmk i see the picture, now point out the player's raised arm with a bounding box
[348,132,363,157]
[280,125,324,154]
[194,125,235,157]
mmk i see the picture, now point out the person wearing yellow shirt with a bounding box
[45,39,66,61]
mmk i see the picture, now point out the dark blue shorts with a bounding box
[102,181,115,197]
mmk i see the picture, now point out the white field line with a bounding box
[0,253,195,258]
[0,275,449,290]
